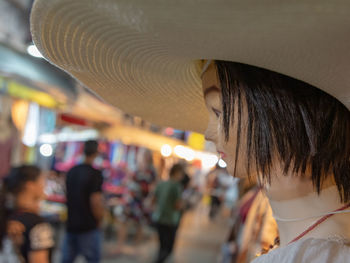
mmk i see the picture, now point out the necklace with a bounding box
[288,203,350,244]
[274,209,350,222]
[259,203,350,256]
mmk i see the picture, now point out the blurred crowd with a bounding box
[0,140,278,263]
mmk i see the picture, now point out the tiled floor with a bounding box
[54,205,230,263]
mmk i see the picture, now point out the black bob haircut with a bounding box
[215,60,350,202]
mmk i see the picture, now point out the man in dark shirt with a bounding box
[62,140,104,263]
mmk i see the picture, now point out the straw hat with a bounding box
[30,0,350,133]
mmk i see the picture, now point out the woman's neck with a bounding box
[264,175,350,247]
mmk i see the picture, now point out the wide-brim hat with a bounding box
[30,0,350,133]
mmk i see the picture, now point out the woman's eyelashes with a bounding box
[212,107,221,118]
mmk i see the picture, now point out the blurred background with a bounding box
[0,1,276,263]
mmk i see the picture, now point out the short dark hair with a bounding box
[84,140,99,157]
[169,164,184,178]
[4,165,41,195]
[215,60,350,202]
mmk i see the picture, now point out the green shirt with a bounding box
[152,180,182,226]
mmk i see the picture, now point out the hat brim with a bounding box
[31,0,350,133]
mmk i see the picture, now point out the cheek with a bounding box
[205,115,219,141]
[217,119,225,142]
[219,125,248,177]
[36,180,46,197]
[217,123,233,154]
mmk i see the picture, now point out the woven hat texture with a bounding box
[31,0,350,132]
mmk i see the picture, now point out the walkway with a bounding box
[102,205,230,263]
[54,205,230,263]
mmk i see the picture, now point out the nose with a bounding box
[204,122,217,143]
[204,129,211,142]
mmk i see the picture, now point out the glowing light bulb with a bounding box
[40,144,53,157]
[161,144,172,157]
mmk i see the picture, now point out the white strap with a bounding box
[274,209,350,222]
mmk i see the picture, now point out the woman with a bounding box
[0,165,54,263]
[30,1,350,262]
[201,60,350,262]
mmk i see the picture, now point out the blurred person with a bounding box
[109,180,144,256]
[62,140,104,263]
[132,148,157,238]
[152,164,184,263]
[177,162,196,229]
[134,148,157,199]
[110,148,157,255]
[0,165,54,263]
[178,160,191,191]
[207,165,228,220]
[180,172,191,190]
[178,160,192,211]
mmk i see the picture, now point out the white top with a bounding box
[251,237,350,263]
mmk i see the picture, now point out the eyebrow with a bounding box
[203,85,220,98]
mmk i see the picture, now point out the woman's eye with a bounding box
[212,108,221,118]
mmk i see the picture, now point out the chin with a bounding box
[226,165,236,177]
[226,164,247,178]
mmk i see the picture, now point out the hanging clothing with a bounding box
[0,127,21,178]
[237,190,278,263]
[0,96,21,178]
[0,136,14,178]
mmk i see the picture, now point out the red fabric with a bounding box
[46,194,66,203]
[0,137,14,178]
[59,114,88,126]
[239,188,260,223]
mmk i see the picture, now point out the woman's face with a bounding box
[202,64,249,178]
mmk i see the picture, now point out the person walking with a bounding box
[62,140,104,263]
[152,164,184,263]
